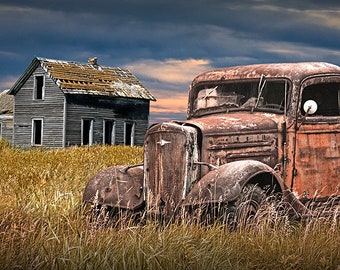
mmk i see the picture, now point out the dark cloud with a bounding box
[0,0,340,122]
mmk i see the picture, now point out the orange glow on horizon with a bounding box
[150,93,188,114]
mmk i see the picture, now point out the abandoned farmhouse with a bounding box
[0,57,156,148]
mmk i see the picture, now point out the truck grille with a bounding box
[144,123,198,216]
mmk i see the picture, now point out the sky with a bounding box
[1,0,340,123]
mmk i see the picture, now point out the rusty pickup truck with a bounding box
[83,62,340,225]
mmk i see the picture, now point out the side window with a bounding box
[124,121,135,146]
[103,119,115,145]
[301,82,340,116]
[32,118,43,146]
[34,75,45,100]
[81,119,93,145]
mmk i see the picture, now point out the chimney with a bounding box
[88,57,98,66]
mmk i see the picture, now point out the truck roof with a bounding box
[190,62,340,87]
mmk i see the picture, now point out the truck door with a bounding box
[294,77,340,200]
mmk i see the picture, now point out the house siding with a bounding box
[0,117,13,142]
[13,66,65,148]
[65,94,149,146]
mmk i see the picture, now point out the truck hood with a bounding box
[177,112,283,169]
[181,113,282,135]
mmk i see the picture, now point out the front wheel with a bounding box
[227,184,266,229]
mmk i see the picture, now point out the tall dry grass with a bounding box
[0,139,339,269]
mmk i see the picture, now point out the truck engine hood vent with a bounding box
[182,113,280,169]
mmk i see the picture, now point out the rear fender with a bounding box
[183,160,284,205]
[83,165,144,210]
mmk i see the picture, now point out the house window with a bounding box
[81,119,93,145]
[124,121,135,146]
[34,75,45,100]
[32,118,43,146]
[103,120,115,145]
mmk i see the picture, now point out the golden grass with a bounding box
[0,139,339,269]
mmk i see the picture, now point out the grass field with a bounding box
[0,139,339,269]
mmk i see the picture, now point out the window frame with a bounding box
[33,75,45,100]
[190,78,291,117]
[299,76,340,121]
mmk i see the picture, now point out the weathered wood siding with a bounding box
[13,66,65,148]
[65,95,149,146]
[0,117,13,142]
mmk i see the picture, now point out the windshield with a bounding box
[192,79,289,116]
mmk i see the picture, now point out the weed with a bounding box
[0,140,339,269]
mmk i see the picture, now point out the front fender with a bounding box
[83,165,144,210]
[183,160,284,205]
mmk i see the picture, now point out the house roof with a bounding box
[0,90,13,115]
[9,57,156,101]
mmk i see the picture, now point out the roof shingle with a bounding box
[0,90,13,115]
[39,57,156,100]
[9,57,156,101]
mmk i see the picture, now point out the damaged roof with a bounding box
[0,90,13,115]
[9,57,156,101]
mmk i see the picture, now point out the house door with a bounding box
[294,78,340,200]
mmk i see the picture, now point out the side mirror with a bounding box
[303,100,318,115]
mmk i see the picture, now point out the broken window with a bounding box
[103,119,115,145]
[34,75,44,100]
[32,119,43,145]
[82,119,93,145]
[124,122,135,146]
[193,79,289,115]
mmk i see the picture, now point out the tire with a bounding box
[227,184,266,229]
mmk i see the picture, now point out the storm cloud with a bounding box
[1,0,339,122]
